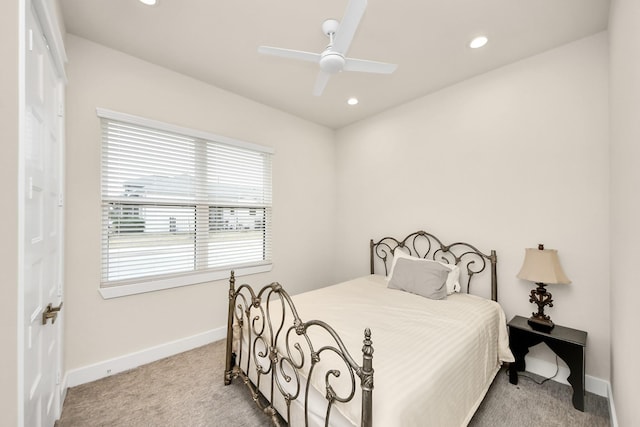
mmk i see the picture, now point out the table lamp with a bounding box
[516,244,571,332]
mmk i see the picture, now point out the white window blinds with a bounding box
[98,109,272,291]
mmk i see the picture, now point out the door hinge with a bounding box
[58,103,64,117]
[28,29,33,51]
[28,177,33,199]
[58,193,63,207]
[56,371,61,385]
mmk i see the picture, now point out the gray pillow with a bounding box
[388,257,449,300]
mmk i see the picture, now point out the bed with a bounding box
[223,230,514,426]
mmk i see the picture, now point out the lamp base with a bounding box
[528,315,554,333]
[528,282,555,333]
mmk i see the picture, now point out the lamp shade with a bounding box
[517,247,571,285]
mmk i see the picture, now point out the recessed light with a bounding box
[469,36,488,49]
[347,97,359,106]
[139,0,158,5]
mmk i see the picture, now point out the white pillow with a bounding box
[387,250,461,294]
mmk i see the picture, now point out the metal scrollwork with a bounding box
[224,272,374,427]
[370,230,498,301]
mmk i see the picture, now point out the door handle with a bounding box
[42,302,63,325]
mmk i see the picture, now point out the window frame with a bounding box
[97,108,274,299]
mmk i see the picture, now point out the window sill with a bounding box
[98,263,272,299]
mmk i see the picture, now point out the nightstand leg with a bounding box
[546,340,585,411]
[508,363,516,384]
[508,329,533,385]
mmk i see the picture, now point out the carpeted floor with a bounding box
[56,340,610,427]
[469,367,610,427]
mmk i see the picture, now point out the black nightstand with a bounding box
[507,315,587,411]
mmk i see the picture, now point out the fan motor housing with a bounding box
[320,51,345,74]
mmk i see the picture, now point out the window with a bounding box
[98,109,273,298]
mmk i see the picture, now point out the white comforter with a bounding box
[242,274,514,427]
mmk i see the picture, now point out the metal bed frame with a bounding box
[223,230,498,427]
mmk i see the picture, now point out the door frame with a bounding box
[18,0,67,425]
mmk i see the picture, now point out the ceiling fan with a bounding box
[258,0,397,96]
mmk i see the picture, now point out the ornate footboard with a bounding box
[223,271,374,427]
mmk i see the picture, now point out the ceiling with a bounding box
[59,0,610,129]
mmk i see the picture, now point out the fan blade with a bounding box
[332,0,367,55]
[343,58,397,74]
[258,46,320,64]
[313,71,331,96]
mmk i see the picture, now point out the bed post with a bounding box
[369,239,374,274]
[224,271,236,385]
[360,328,374,427]
[490,250,498,302]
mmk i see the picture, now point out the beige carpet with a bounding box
[57,340,610,426]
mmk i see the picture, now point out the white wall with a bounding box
[0,1,20,424]
[609,0,640,425]
[335,33,610,381]
[64,35,337,371]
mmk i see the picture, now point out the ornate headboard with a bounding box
[370,230,498,301]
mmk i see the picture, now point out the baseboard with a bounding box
[64,327,226,388]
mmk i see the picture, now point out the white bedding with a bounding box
[237,274,514,427]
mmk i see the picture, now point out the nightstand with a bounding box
[507,315,587,411]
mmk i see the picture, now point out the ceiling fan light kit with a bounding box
[258,0,397,96]
[320,51,346,74]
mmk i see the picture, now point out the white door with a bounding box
[23,2,65,426]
